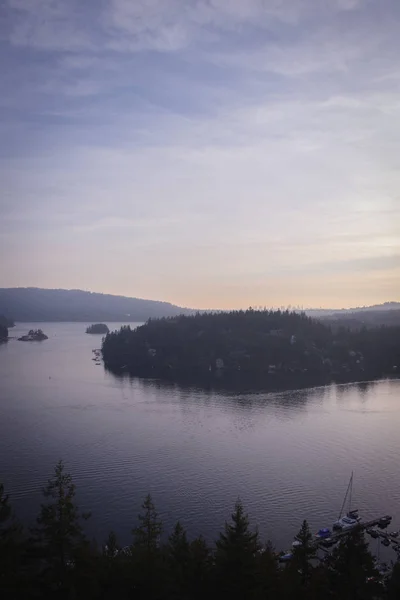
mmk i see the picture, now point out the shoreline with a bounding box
[104,365,400,394]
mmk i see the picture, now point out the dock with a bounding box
[371,529,400,550]
[280,515,399,570]
[312,515,398,551]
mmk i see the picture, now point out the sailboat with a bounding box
[333,472,361,530]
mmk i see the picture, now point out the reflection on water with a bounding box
[0,322,399,553]
[105,362,379,396]
[112,371,380,417]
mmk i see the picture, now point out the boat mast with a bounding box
[337,473,353,520]
[349,471,353,513]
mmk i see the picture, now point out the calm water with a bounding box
[1,322,400,553]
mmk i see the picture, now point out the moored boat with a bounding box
[279,551,293,563]
[333,515,358,530]
[315,528,332,539]
[378,515,392,528]
[320,537,335,547]
[367,528,379,539]
[333,472,360,530]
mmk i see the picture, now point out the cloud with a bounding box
[3,0,376,54]
[5,0,95,50]
[72,215,185,233]
[1,0,400,307]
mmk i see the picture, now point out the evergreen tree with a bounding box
[97,532,131,600]
[254,542,280,600]
[168,521,190,566]
[132,494,162,552]
[188,536,212,600]
[283,520,316,599]
[0,484,25,599]
[31,460,91,596]
[329,527,380,600]
[293,519,316,577]
[131,494,164,600]
[103,530,119,559]
[166,522,191,600]
[215,499,261,600]
[387,561,400,600]
[4,472,400,600]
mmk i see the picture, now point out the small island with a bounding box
[86,323,109,334]
[18,329,48,341]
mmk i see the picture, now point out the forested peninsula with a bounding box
[0,315,14,328]
[0,314,13,341]
[102,310,400,388]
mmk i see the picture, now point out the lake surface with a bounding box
[1,322,400,554]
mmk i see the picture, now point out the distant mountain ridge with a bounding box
[0,287,398,323]
[305,301,400,317]
[0,288,194,322]
[316,308,400,329]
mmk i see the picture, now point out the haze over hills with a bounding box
[305,302,400,317]
[305,303,400,328]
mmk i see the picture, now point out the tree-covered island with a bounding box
[102,310,400,388]
[18,329,48,341]
[86,323,110,334]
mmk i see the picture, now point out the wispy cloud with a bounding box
[72,215,187,233]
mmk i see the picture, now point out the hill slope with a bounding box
[318,309,400,329]
[306,301,400,317]
[0,288,194,322]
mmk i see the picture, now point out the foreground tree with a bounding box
[386,561,400,600]
[254,541,280,600]
[165,522,191,600]
[96,531,131,600]
[132,494,162,553]
[188,535,213,600]
[215,499,262,600]
[282,520,318,599]
[293,519,317,579]
[31,460,91,597]
[4,466,400,600]
[131,494,165,599]
[0,484,25,599]
[329,527,380,600]
[103,530,119,559]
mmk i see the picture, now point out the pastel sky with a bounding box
[1,0,399,309]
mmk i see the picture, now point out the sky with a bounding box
[0,0,399,309]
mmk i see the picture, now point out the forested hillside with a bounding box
[319,309,400,330]
[0,288,193,322]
